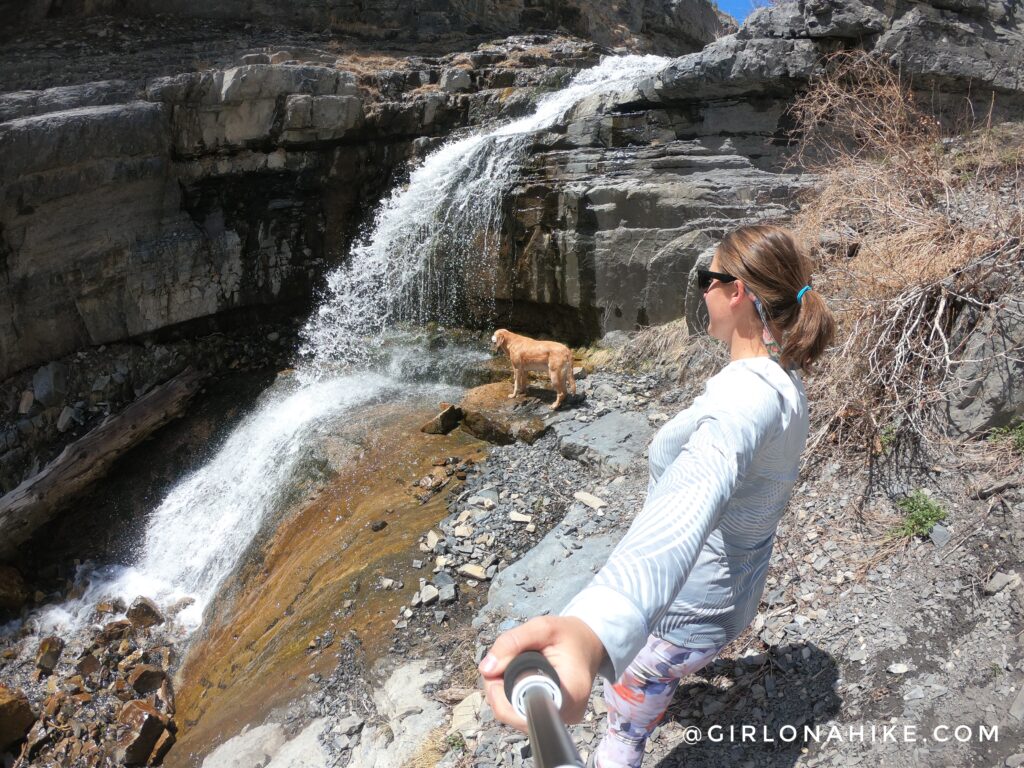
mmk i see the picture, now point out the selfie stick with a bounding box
[504,651,585,768]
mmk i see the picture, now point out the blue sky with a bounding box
[715,0,756,23]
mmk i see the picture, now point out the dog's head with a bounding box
[490,329,509,352]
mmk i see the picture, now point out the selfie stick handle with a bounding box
[504,651,585,768]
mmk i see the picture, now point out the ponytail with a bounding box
[780,286,835,372]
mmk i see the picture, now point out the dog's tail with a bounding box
[566,358,576,395]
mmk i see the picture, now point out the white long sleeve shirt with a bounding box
[561,356,809,681]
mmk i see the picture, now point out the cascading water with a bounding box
[299,54,671,376]
[22,54,670,639]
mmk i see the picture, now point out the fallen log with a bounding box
[0,367,206,560]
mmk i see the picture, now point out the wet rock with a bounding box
[459,384,549,445]
[75,653,101,679]
[35,636,64,674]
[150,729,177,765]
[370,520,388,532]
[96,596,127,615]
[165,596,195,616]
[115,700,168,765]
[421,404,463,435]
[0,565,29,610]
[126,596,164,628]
[128,665,166,694]
[98,619,134,643]
[0,685,36,751]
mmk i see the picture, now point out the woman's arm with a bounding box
[481,373,784,726]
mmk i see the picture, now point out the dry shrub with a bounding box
[612,317,691,372]
[786,50,1024,459]
[407,726,457,768]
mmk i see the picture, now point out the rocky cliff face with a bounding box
[2,0,725,56]
[484,0,1024,343]
[2,0,1022,450]
[0,36,606,381]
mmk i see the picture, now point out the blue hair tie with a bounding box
[796,285,812,304]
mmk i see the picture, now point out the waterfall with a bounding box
[299,54,671,376]
[26,54,670,637]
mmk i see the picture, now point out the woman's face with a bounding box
[704,252,736,344]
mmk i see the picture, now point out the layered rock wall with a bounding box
[0,39,602,380]
[483,0,1024,342]
[2,0,725,56]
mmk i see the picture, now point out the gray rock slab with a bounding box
[556,411,654,475]
[266,718,329,768]
[481,502,619,624]
[201,722,287,768]
[347,659,444,768]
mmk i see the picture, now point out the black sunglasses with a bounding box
[696,269,738,292]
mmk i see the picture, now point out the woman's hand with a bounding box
[478,615,606,731]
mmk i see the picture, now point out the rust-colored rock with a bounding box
[458,383,549,445]
[0,684,35,751]
[115,700,167,765]
[95,597,127,615]
[128,665,166,695]
[126,596,164,628]
[76,653,101,679]
[148,728,176,765]
[97,619,133,643]
[420,404,463,434]
[35,636,64,673]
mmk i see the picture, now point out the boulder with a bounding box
[31,362,68,408]
[126,596,164,628]
[200,722,286,768]
[420,404,463,435]
[115,700,168,765]
[0,685,35,752]
[458,384,549,445]
[35,636,64,674]
[943,297,1024,435]
[440,69,472,92]
[128,665,167,694]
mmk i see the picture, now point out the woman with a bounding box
[479,224,836,768]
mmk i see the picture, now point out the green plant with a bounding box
[887,490,946,539]
[988,422,1024,454]
[446,732,467,752]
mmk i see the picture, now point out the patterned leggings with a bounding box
[594,635,724,768]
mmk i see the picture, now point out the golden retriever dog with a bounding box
[491,329,576,410]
